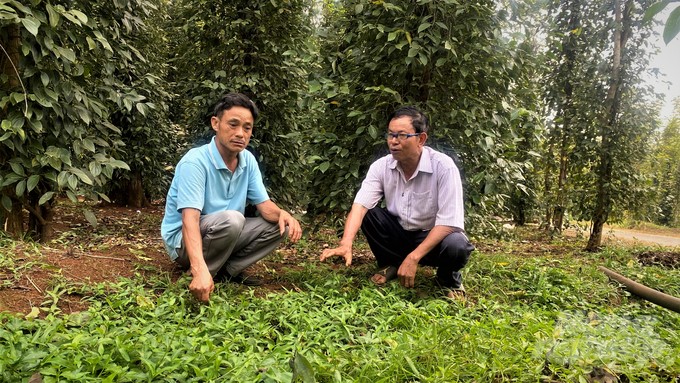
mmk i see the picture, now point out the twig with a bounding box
[26,275,43,294]
[84,254,127,261]
[0,40,29,115]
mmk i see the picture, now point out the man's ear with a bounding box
[418,132,428,146]
[210,116,219,132]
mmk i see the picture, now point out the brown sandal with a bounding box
[371,265,399,286]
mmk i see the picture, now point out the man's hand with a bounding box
[397,256,419,288]
[279,210,302,242]
[189,267,214,302]
[320,244,353,266]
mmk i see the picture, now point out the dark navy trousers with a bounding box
[360,207,474,288]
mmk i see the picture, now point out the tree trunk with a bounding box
[551,0,580,233]
[3,200,23,237]
[111,171,150,208]
[126,171,149,208]
[1,25,23,237]
[27,197,54,242]
[586,0,632,251]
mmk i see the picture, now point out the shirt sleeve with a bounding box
[246,155,270,205]
[435,162,465,230]
[354,159,385,209]
[175,161,206,212]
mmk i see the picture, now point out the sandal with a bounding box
[371,265,399,286]
[443,284,466,302]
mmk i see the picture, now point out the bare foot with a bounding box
[445,288,466,303]
[370,266,398,286]
[371,273,387,285]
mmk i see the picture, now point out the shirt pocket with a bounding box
[411,191,435,222]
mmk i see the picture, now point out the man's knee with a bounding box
[440,231,474,265]
[202,210,246,237]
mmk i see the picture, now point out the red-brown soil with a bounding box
[0,201,372,316]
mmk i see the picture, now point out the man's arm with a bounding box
[255,199,302,242]
[320,203,369,266]
[181,208,214,302]
[397,225,456,288]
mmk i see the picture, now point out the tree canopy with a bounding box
[1,0,677,244]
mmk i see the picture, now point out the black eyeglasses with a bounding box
[385,132,420,141]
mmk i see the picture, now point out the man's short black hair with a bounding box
[388,106,429,133]
[212,92,259,120]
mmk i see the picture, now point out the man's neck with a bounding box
[399,151,422,180]
[217,147,239,173]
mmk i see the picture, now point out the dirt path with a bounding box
[601,226,680,247]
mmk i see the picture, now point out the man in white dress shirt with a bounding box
[321,106,474,298]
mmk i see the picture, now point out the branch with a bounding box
[21,201,47,226]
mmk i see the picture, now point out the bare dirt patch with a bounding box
[636,250,680,269]
[0,201,375,316]
[0,202,178,316]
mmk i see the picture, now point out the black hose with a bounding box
[599,266,680,314]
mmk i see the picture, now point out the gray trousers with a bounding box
[175,210,284,277]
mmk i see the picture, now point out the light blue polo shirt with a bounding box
[160,137,269,259]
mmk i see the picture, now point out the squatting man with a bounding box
[321,106,475,298]
[161,93,302,302]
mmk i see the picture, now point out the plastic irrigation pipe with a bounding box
[599,266,680,314]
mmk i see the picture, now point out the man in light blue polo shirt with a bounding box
[161,93,302,302]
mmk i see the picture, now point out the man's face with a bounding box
[211,106,254,157]
[387,116,425,162]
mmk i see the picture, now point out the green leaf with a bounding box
[38,191,55,205]
[308,80,321,93]
[21,17,40,36]
[663,6,680,44]
[408,47,419,57]
[66,190,77,203]
[318,162,330,173]
[109,159,130,171]
[57,47,76,63]
[387,31,398,41]
[355,4,364,14]
[75,106,91,124]
[15,180,26,196]
[69,9,88,24]
[290,351,315,383]
[27,175,40,192]
[1,195,11,212]
[46,4,60,27]
[82,138,95,152]
[70,167,93,185]
[89,162,102,177]
[67,174,78,190]
[643,1,670,23]
[57,171,68,187]
[83,209,98,228]
[10,162,25,176]
[417,22,431,33]
[368,125,378,139]
[86,36,97,50]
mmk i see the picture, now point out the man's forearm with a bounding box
[339,203,368,246]
[257,200,282,223]
[182,209,210,275]
[407,225,455,262]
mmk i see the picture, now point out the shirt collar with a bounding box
[388,146,433,174]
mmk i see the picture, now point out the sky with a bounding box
[649,8,680,122]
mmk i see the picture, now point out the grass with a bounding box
[1,228,679,382]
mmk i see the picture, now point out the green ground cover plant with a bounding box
[0,227,678,382]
